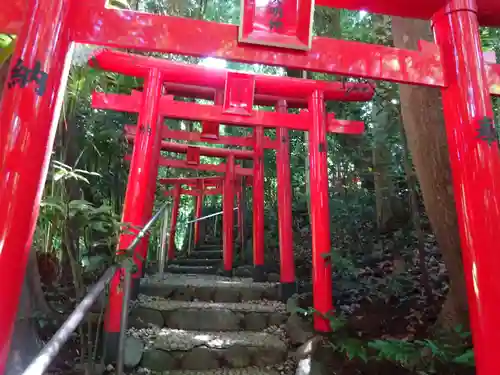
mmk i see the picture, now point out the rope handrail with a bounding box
[183,207,238,259]
[186,207,238,224]
[22,200,170,375]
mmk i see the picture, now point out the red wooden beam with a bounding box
[126,126,279,150]
[160,141,255,159]
[93,92,309,130]
[89,50,375,102]
[3,0,500,93]
[158,157,253,176]
[164,187,222,197]
[314,0,500,28]
[160,177,223,186]
[5,0,500,33]
[128,140,256,159]
[124,155,253,176]
[160,176,253,186]
[74,8,443,87]
[93,92,366,134]
[164,82,311,108]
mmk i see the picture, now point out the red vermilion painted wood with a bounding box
[239,0,314,50]
[164,187,223,196]
[125,124,278,150]
[194,180,204,245]
[0,0,72,368]
[94,92,366,134]
[4,0,500,92]
[308,90,333,332]
[432,3,500,373]
[106,68,163,335]
[223,155,236,272]
[252,126,265,269]
[131,140,256,160]
[155,156,254,176]
[162,82,312,108]
[89,49,375,101]
[276,101,295,284]
[160,177,224,186]
[314,0,500,27]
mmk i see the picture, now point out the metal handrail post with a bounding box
[187,221,194,256]
[22,200,170,375]
[22,267,116,375]
[213,215,218,238]
[116,268,132,375]
[159,204,170,278]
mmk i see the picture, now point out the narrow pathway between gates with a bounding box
[119,240,311,375]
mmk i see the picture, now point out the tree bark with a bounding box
[372,98,400,232]
[371,14,405,233]
[392,17,469,330]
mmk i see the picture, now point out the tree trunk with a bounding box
[372,99,400,232]
[392,17,469,331]
[371,14,404,233]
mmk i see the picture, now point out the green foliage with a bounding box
[0,34,14,49]
[320,310,475,373]
[334,338,368,362]
[37,161,122,259]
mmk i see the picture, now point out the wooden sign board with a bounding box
[222,72,255,116]
[186,146,201,165]
[239,0,314,51]
[201,121,220,139]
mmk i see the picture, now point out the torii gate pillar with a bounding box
[104,68,163,362]
[252,126,266,281]
[309,90,333,332]
[223,155,236,274]
[0,0,72,370]
[432,1,500,373]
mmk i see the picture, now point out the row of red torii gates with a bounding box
[2,0,500,373]
[92,51,373,358]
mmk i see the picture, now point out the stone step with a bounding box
[166,264,219,275]
[171,258,222,266]
[190,250,223,259]
[195,244,222,251]
[140,274,280,302]
[135,328,287,371]
[130,296,287,331]
[148,368,280,375]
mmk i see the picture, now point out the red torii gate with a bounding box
[93,58,368,288]
[125,141,254,273]
[128,143,254,275]
[1,0,500,373]
[161,176,246,254]
[97,84,366,293]
[103,53,370,335]
[95,90,366,135]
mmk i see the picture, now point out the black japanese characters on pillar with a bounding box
[7,58,48,96]
[341,77,374,94]
[139,124,152,136]
[268,0,284,31]
[476,116,499,147]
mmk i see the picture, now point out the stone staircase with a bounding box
[123,243,300,375]
[164,243,224,275]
